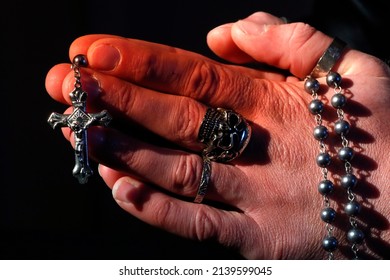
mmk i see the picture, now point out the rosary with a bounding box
[304,38,365,259]
[47,55,112,184]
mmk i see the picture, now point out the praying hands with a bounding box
[45,12,390,259]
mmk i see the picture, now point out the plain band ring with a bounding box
[194,107,251,203]
[310,37,346,78]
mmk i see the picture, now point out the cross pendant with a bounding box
[47,55,112,184]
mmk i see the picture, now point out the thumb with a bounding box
[230,12,334,79]
[207,12,285,64]
[206,23,254,64]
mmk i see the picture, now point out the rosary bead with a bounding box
[321,207,336,223]
[316,152,331,167]
[313,125,328,140]
[326,71,342,88]
[331,93,347,109]
[341,173,358,189]
[338,147,354,161]
[72,54,88,67]
[334,120,350,135]
[347,228,365,244]
[304,77,320,94]
[318,180,334,195]
[322,236,338,252]
[309,99,324,115]
[345,201,361,216]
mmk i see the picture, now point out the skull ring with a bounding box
[198,107,251,163]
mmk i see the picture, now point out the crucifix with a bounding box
[47,54,112,184]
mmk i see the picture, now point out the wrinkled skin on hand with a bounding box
[45,12,390,259]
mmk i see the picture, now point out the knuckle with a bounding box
[114,84,139,114]
[119,147,141,172]
[133,51,163,82]
[173,154,203,195]
[173,98,202,146]
[185,60,254,109]
[290,22,317,51]
[192,207,219,241]
[185,60,221,102]
[154,199,176,226]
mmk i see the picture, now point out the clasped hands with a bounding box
[45,12,390,259]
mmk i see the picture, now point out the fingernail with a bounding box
[89,44,120,71]
[112,177,138,203]
[236,19,269,35]
[97,164,104,177]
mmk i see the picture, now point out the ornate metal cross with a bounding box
[47,55,112,184]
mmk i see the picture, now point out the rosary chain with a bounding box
[304,76,338,259]
[71,54,88,89]
[328,71,365,259]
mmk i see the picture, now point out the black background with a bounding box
[1,0,388,259]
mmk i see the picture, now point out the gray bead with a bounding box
[326,71,342,88]
[345,201,361,216]
[334,120,350,135]
[347,228,365,244]
[308,99,324,115]
[314,125,328,140]
[318,180,334,195]
[331,93,347,109]
[341,174,358,189]
[316,153,331,167]
[338,147,354,162]
[321,207,336,223]
[304,77,320,94]
[72,54,88,67]
[322,236,338,252]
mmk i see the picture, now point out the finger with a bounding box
[86,126,253,206]
[77,70,207,151]
[230,11,340,79]
[207,13,285,64]
[45,34,123,103]
[45,63,101,104]
[206,23,254,64]
[110,175,258,251]
[47,64,231,155]
[98,164,127,187]
[54,62,264,153]
[69,34,280,80]
[69,34,120,59]
[51,67,210,152]
[67,35,284,111]
[45,64,72,104]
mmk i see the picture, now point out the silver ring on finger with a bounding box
[310,37,346,78]
[198,107,251,163]
[193,107,251,203]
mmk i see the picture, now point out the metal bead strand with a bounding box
[304,76,338,259]
[327,71,365,259]
[72,54,88,90]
